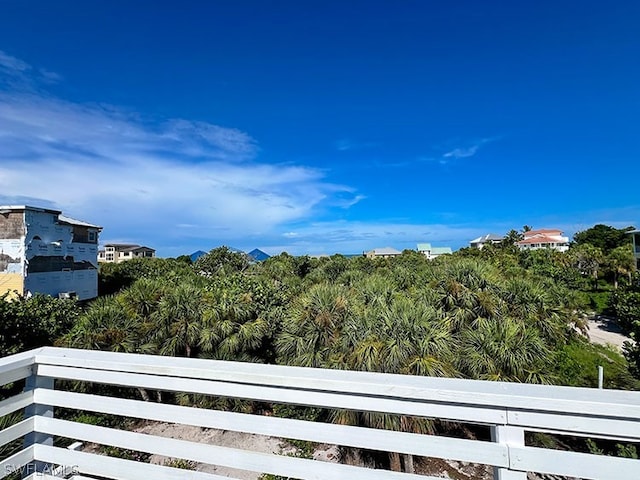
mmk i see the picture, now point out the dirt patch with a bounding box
[586,315,630,351]
[135,422,288,479]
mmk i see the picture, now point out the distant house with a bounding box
[417,243,453,260]
[469,233,504,249]
[364,247,402,259]
[516,229,569,253]
[98,244,156,263]
[0,205,101,300]
[628,230,640,269]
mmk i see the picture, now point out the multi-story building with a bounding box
[98,244,155,263]
[417,243,453,259]
[628,229,640,269]
[516,228,569,252]
[0,205,101,300]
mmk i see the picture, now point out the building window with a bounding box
[88,231,96,242]
[106,254,114,261]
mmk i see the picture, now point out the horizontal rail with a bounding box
[512,445,640,480]
[0,390,33,418]
[0,418,33,450]
[34,347,640,416]
[34,417,437,480]
[34,445,227,480]
[0,446,34,480]
[36,363,507,424]
[36,389,509,466]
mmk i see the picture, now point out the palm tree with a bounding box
[607,245,636,289]
[199,290,268,362]
[457,316,552,384]
[276,283,353,368]
[154,283,208,357]
[333,294,455,473]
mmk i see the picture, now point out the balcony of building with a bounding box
[0,347,638,479]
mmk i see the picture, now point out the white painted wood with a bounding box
[491,425,526,480]
[0,446,33,480]
[511,445,640,480]
[0,418,33,449]
[0,367,34,389]
[34,445,229,480]
[23,375,53,447]
[34,348,640,422]
[0,391,33,418]
[35,389,510,467]
[34,417,440,480]
[35,364,507,424]
[508,410,640,441]
[0,348,636,480]
[35,347,640,406]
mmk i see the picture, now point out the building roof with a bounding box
[517,235,567,245]
[104,243,140,248]
[417,243,432,251]
[0,205,61,215]
[58,214,102,229]
[121,245,155,253]
[470,233,503,244]
[524,229,563,237]
[431,247,453,255]
[366,247,402,255]
[626,230,640,234]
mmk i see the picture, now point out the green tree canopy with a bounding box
[573,224,635,252]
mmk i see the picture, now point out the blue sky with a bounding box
[1,1,638,256]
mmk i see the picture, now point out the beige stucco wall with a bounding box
[0,273,24,298]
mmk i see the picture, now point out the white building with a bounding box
[98,244,155,263]
[417,243,453,260]
[0,205,101,300]
[516,229,569,253]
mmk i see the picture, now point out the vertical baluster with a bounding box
[491,425,526,480]
[23,370,54,476]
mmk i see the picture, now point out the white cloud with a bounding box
[443,145,479,159]
[441,136,500,161]
[0,56,361,251]
[0,51,31,73]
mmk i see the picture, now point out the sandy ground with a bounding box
[135,422,291,479]
[586,315,631,351]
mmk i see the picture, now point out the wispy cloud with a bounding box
[0,52,362,252]
[443,145,480,159]
[441,136,499,161]
[0,49,61,88]
[0,51,31,73]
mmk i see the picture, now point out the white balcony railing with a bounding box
[0,347,639,479]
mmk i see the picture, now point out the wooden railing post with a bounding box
[22,369,53,476]
[491,425,526,480]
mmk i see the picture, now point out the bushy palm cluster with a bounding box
[277,254,576,385]
[63,249,580,384]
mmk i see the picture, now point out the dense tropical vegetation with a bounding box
[2,226,639,473]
